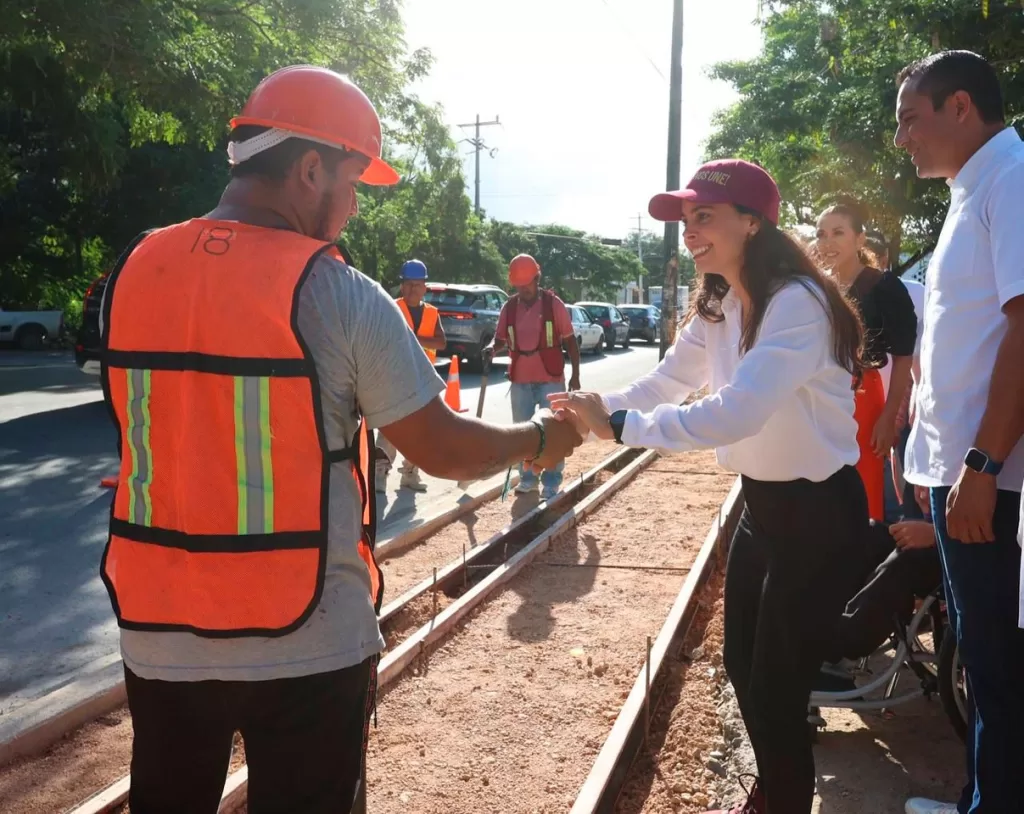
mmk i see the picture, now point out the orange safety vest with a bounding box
[100,220,383,637]
[396,298,440,363]
[505,290,565,381]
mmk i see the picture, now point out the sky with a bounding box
[401,0,764,240]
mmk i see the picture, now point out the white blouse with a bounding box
[604,280,859,483]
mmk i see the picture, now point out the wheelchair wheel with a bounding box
[937,630,968,742]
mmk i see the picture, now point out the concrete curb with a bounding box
[0,656,125,768]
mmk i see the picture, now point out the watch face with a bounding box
[965,448,988,472]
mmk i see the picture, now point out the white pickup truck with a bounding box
[0,307,64,350]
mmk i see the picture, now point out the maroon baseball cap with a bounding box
[648,159,781,226]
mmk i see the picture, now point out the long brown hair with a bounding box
[690,205,864,382]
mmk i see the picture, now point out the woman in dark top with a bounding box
[816,203,917,520]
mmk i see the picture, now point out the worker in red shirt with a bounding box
[487,254,580,499]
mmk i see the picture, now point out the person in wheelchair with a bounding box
[817,517,943,691]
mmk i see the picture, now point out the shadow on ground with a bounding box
[0,400,119,710]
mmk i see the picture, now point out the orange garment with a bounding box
[854,368,886,522]
[100,219,382,637]
[396,298,440,363]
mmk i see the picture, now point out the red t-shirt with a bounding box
[496,293,573,384]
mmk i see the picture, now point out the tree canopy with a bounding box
[705,0,1024,259]
[0,0,641,323]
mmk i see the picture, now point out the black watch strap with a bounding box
[965,447,1003,476]
[609,409,628,445]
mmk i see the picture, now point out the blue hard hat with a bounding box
[400,259,428,281]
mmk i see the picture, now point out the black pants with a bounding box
[829,520,943,662]
[125,658,374,814]
[724,466,866,814]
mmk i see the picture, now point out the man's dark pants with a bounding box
[931,487,1024,814]
[125,657,373,814]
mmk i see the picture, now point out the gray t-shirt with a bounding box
[108,254,444,681]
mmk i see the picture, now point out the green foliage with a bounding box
[705,0,1024,257]
[1,0,643,314]
[622,229,696,291]
[0,1,457,305]
[497,224,646,303]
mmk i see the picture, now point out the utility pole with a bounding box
[660,0,683,360]
[636,213,644,303]
[628,213,645,304]
[457,114,501,214]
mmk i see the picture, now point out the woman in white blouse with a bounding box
[550,159,867,814]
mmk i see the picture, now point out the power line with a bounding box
[595,0,669,84]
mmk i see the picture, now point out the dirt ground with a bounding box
[811,697,964,812]
[0,442,618,814]
[380,440,619,606]
[619,571,966,814]
[366,451,735,814]
[614,568,729,814]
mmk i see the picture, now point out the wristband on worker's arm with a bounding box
[528,418,546,461]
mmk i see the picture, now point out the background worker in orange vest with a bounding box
[486,254,581,500]
[97,66,582,814]
[376,258,445,492]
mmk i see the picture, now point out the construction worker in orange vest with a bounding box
[486,254,581,500]
[97,65,583,814]
[376,258,445,492]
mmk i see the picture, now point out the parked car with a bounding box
[423,283,508,370]
[567,305,605,355]
[576,302,630,349]
[619,304,661,345]
[0,306,64,350]
[74,273,108,375]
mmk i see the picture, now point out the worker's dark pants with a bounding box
[932,487,1024,814]
[724,466,866,814]
[827,520,943,662]
[125,657,374,814]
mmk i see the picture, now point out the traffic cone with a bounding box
[445,356,468,413]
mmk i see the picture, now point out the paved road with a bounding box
[0,344,659,716]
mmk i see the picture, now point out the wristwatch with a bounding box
[609,409,629,445]
[964,447,1003,476]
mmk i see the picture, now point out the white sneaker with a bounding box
[905,799,959,814]
[400,470,427,492]
[515,480,538,494]
[374,461,390,493]
[540,484,560,501]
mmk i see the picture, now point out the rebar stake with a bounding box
[432,567,438,618]
[462,544,468,590]
[644,635,653,739]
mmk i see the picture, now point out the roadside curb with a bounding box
[0,657,125,769]
[0,473,518,769]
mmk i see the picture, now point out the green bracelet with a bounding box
[530,418,546,460]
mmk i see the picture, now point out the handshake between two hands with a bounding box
[525,391,617,474]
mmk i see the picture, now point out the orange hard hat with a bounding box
[229,65,399,186]
[508,254,541,287]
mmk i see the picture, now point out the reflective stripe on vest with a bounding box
[234,375,274,534]
[100,220,383,637]
[396,299,439,363]
[125,368,153,526]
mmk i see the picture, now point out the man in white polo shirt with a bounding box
[894,51,1024,814]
